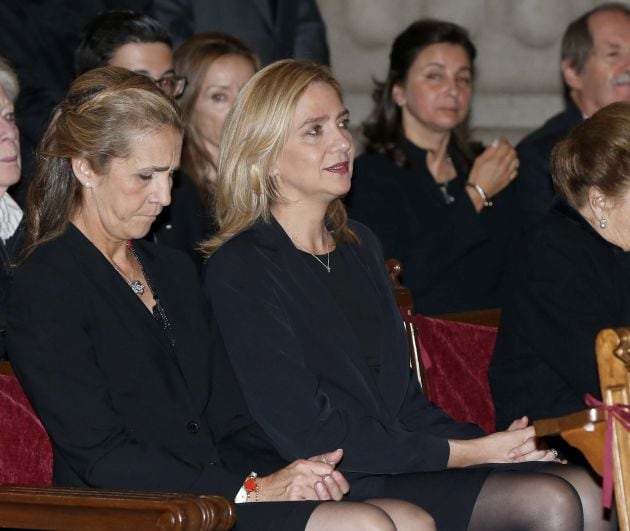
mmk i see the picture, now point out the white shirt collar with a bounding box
[0,193,23,242]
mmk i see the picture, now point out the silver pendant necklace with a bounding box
[437,156,457,205]
[111,241,146,295]
[291,228,331,273]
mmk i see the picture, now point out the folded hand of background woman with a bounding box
[466,138,519,211]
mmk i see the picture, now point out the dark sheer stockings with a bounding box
[468,464,613,531]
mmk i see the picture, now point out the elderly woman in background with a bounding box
[491,102,630,433]
[0,57,23,357]
[347,19,518,315]
[204,59,610,530]
[7,66,440,531]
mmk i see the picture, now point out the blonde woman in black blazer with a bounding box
[7,67,426,531]
[204,59,611,530]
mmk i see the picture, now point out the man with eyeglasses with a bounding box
[514,2,630,230]
[75,10,187,99]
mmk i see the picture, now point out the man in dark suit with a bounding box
[152,0,329,65]
[515,2,630,229]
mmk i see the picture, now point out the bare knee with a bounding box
[365,498,436,531]
[306,501,396,531]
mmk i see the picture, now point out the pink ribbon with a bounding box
[584,394,630,508]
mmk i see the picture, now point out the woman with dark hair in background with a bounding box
[347,19,519,315]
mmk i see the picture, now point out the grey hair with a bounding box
[0,56,19,103]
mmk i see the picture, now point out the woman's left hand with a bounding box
[448,419,561,467]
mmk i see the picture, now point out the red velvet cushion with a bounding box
[412,315,497,433]
[0,374,53,485]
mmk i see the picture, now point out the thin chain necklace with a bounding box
[291,228,331,273]
[111,241,146,295]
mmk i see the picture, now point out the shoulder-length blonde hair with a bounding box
[201,59,358,256]
[174,32,258,206]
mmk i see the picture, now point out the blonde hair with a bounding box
[22,66,183,260]
[552,101,630,210]
[0,56,19,103]
[201,59,358,256]
[174,32,258,205]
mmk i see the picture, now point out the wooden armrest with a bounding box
[0,485,235,530]
[0,360,14,376]
[533,408,606,475]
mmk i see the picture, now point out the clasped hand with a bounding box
[484,416,562,464]
[467,137,519,200]
[255,448,350,502]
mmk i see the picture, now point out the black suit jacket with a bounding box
[152,0,329,65]
[514,103,582,230]
[490,200,630,429]
[205,218,482,496]
[7,224,243,495]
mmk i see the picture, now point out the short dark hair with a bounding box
[552,102,630,209]
[561,2,630,74]
[75,10,172,76]
[363,19,476,167]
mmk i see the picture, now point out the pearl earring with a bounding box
[600,217,607,229]
[84,181,92,188]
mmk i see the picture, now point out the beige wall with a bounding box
[317,0,608,147]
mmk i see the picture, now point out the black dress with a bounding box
[347,140,516,315]
[490,199,630,429]
[205,218,502,529]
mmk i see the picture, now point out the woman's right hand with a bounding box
[255,448,350,502]
[466,138,519,210]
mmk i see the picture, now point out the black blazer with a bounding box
[347,140,515,314]
[490,200,630,429]
[205,218,482,495]
[7,224,243,495]
[514,103,582,230]
[152,0,329,65]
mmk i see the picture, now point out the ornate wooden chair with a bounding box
[387,259,499,433]
[534,327,630,530]
[0,360,236,530]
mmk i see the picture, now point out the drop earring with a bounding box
[600,217,607,229]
